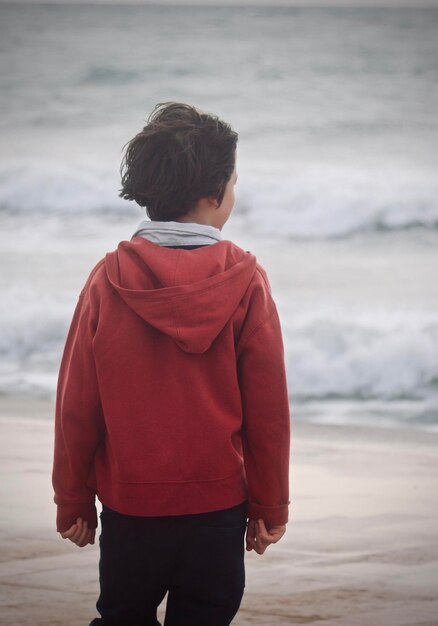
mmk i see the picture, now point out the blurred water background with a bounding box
[0,3,437,430]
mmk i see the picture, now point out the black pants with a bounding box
[89,500,248,626]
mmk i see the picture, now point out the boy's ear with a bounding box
[196,195,220,211]
[206,196,221,209]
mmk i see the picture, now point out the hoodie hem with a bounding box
[95,470,248,518]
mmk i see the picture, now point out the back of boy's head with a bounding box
[118,102,238,221]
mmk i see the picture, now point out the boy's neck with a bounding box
[171,196,227,231]
[173,215,215,227]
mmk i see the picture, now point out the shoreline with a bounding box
[1,393,437,440]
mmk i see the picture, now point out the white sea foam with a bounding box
[1,159,437,240]
[1,285,437,418]
[0,160,129,216]
[279,307,438,402]
[235,164,438,239]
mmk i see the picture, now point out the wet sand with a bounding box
[0,396,437,625]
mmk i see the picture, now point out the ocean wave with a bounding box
[280,307,438,403]
[0,160,132,216]
[79,65,143,85]
[0,286,74,363]
[1,288,437,410]
[235,167,438,239]
[78,64,198,86]
[1,160,437,239]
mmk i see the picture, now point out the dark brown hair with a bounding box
[118,102,238,221]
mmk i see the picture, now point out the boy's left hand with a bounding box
[60,517,96,547]
[245,518,286,555]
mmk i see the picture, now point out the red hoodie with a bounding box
[52,236,290,533]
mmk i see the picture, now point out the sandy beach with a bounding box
[0,397,437,626]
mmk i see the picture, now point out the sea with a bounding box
[0,3,437,431]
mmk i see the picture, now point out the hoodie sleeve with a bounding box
[52,281,105,533]
[236,273,291,527]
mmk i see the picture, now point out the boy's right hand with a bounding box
[60,517,96,548]
[245,518,286,555]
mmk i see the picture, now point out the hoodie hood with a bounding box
[105,236,257,353]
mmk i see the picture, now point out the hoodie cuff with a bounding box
[56,502,98,533]
[247,501,290,527]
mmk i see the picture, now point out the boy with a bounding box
[52,102,290,626]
